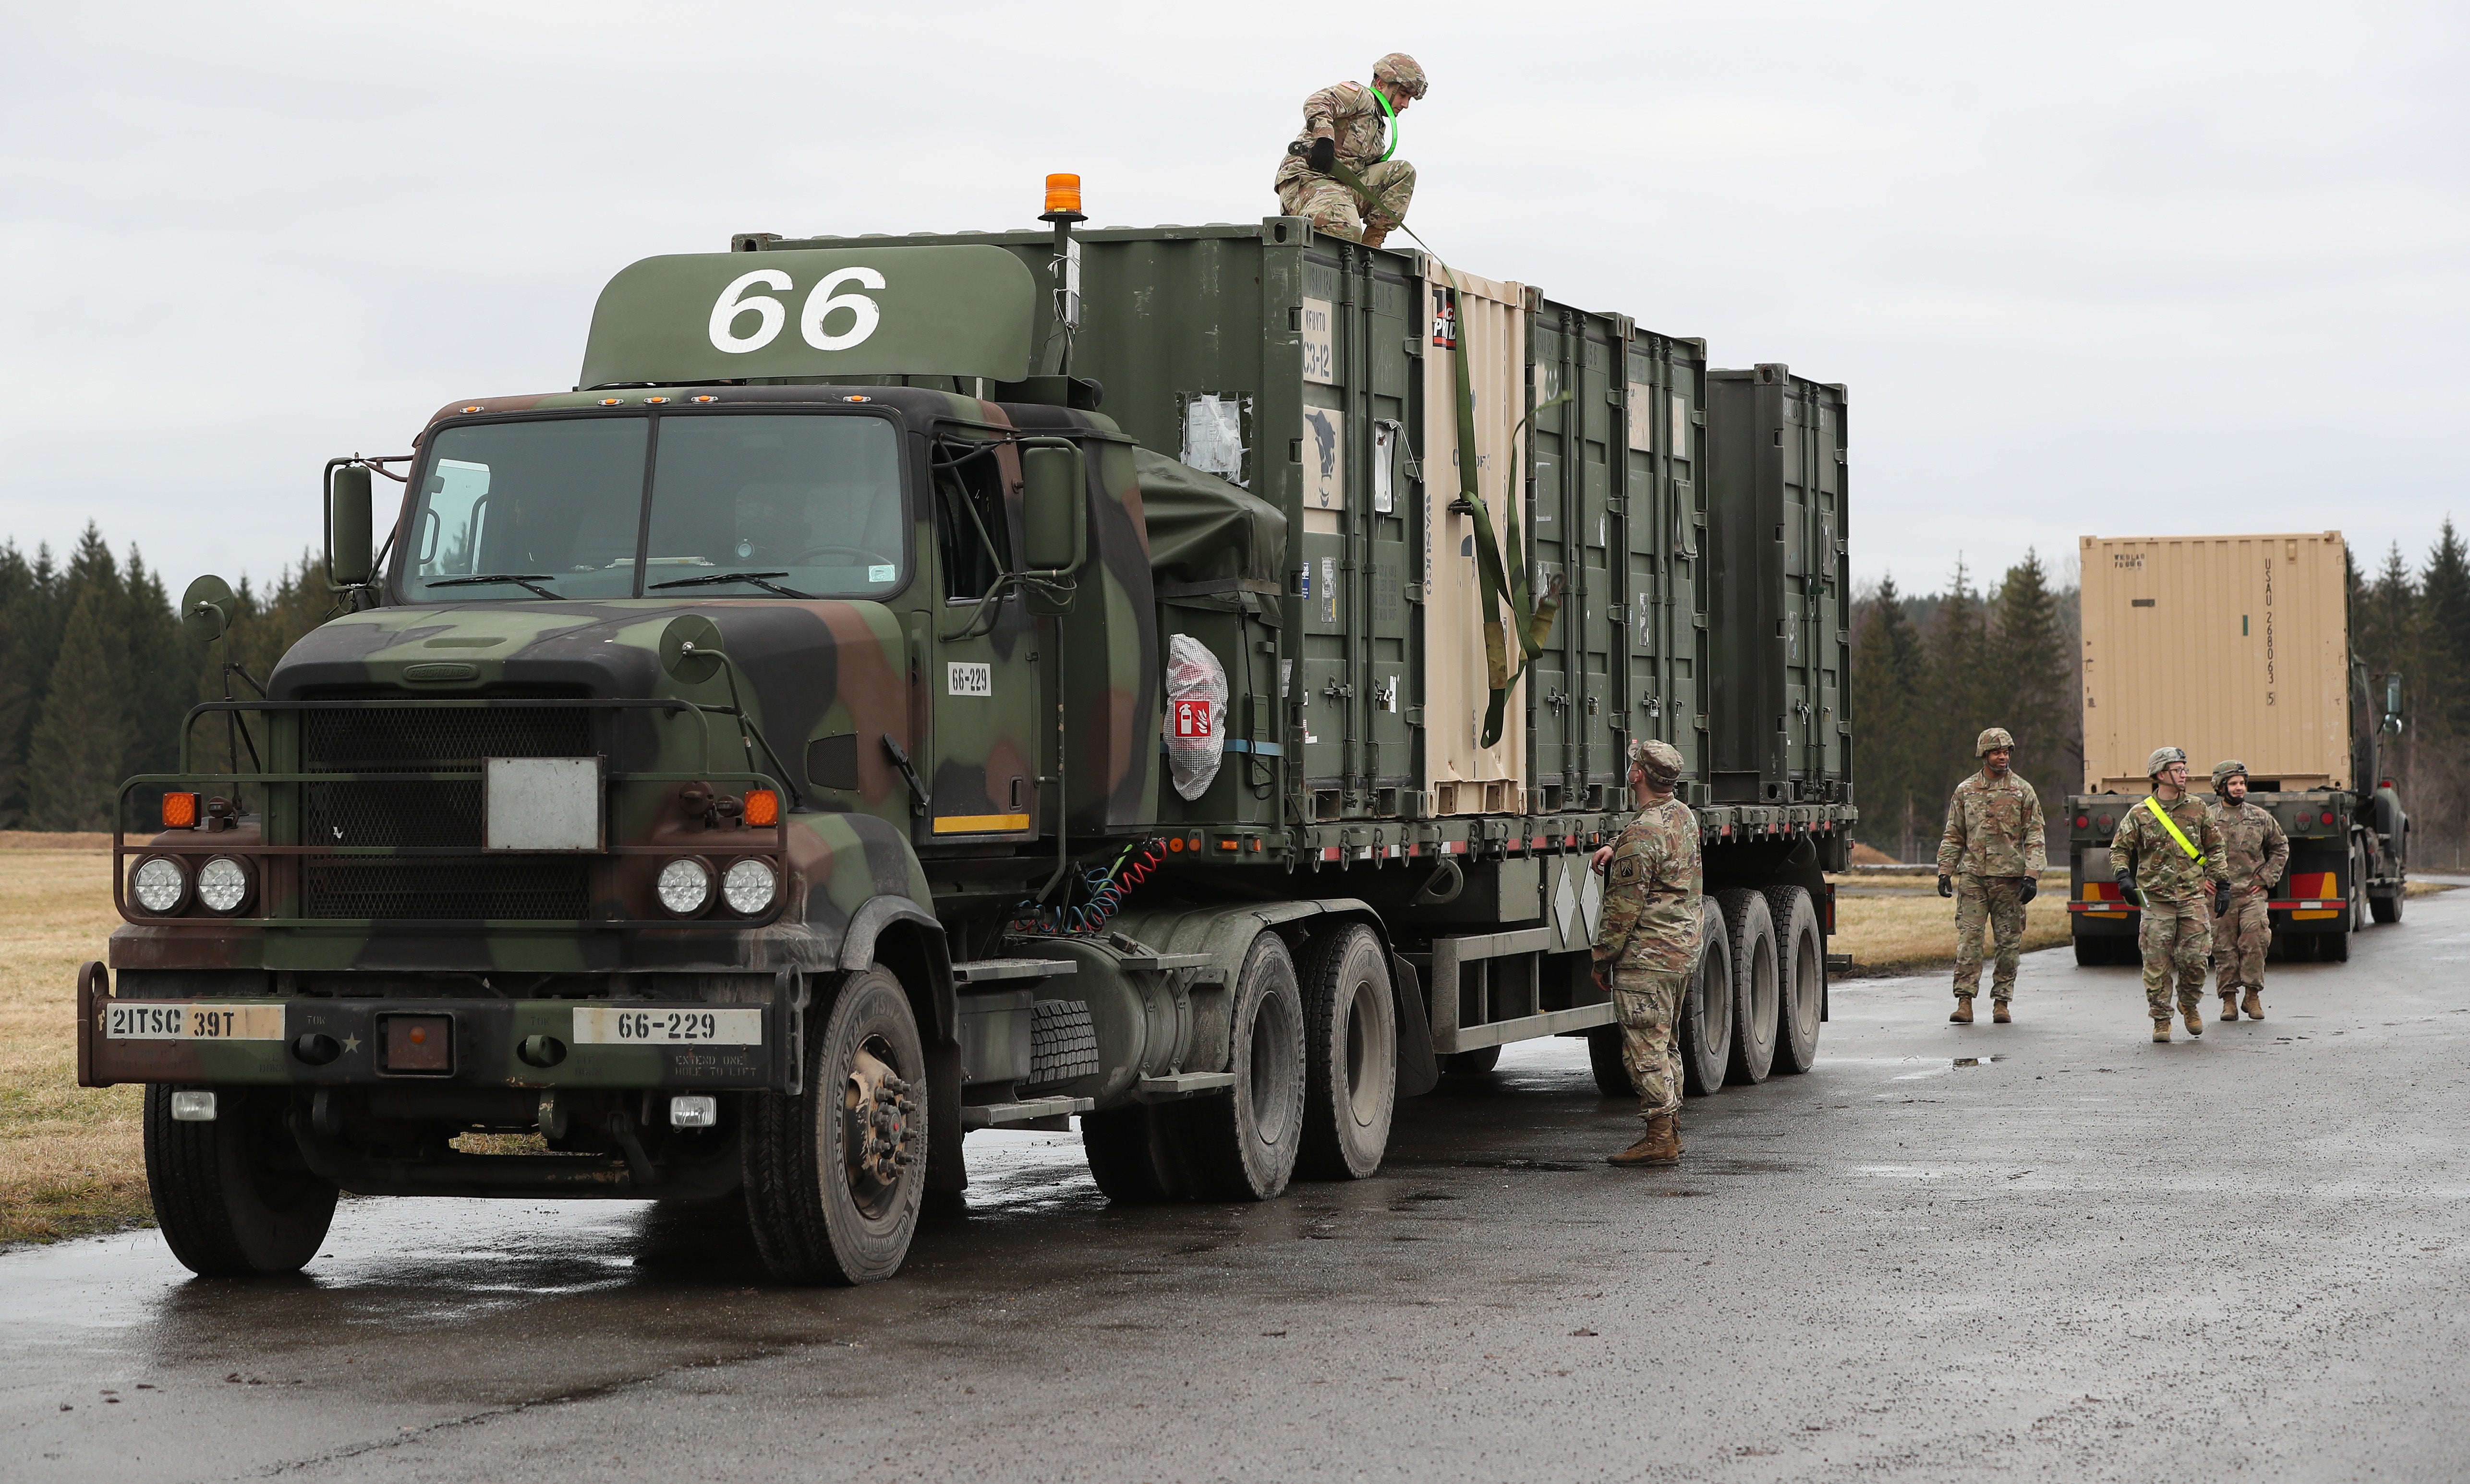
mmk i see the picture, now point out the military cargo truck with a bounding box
[81,197,1857,1284]
[2068,531,2407,966]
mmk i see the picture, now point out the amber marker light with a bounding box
[743,789,780,828]
[1042,173,1085,220]
[691,395,720,403]
[599,398,625,407]
[160,791,200,830]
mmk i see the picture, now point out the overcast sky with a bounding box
[3,0,2463,601]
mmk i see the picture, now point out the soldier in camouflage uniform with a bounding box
[2206,759,2288,1022]
[1589,738,1703,1169]
[1274,53,1426,248]
[2111,746,2229,1043]
[1934,727,2045,1024]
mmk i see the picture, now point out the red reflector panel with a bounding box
[743,789,780,827]
[379,1014,453,1074]
[160,792,200,829]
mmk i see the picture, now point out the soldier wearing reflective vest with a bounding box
[2111,746,2229,1043]
[1934,726,2046,1024]
[2206,759,2288,1022]
[1590,738,1701,1168]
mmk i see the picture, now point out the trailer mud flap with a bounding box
[1392,955,1437,1098]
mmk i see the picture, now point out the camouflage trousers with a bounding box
[1275,158,1416,241]
[1610,968,1684,1120]
[2138,895,2213,1017]
[2211,891,2269,992]
[1952,873,2029,1000]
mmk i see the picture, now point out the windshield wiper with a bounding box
[648,570,815,599]
[427,573,563,600]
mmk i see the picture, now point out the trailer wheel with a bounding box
[742,966,926,1285]
[1172,931,1305,1201]
[1680,897,1733,1096]
[1718,889,1779,1086]
[2369,890,2403,925]
[2321,926,2351,964]
[145,1085,336,1278]
[2346,845,2368,933]
[1441,1045,1502,1075]
[1585,1025,1636,1098]
[1766,885,1823,1074]
[1080,1106,1185,1203]
[1296,924,1397,1181]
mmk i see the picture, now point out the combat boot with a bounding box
[2153,1019,2172,1043]
[1949,996,1974,1024]
[1992,1000,2012,1024]
[2183,1005,2205,1038]
[2242,988,2264,1020]
[1608,1112,1681,1168]
[2219,991,2238,1023]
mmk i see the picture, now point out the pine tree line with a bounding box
[0,525,333,831]
[2351,520,2470,868]
[1849,550,2081,861]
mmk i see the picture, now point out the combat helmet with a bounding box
[1628,736,1684,790]
[2211,759,2248,793]
[2146,745,2188,778]
[1372,52,1428,99]
[1975,726,2015,756]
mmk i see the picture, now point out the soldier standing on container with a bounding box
[1274,53,1426,249]
[2206,760,2288,1022]
[2112,747,2229,1043]
[1934,727,2046,1025]
[1590,738,1702,1168]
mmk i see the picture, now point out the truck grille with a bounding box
[303,857,592,921]
[298,697,596,918]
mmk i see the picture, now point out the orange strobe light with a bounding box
[1044,174,1083,217]
[743,789,780,828]
[161,792,200,829]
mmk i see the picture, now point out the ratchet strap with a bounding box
[1329,157,1561,748]
[2135,795,2207,866]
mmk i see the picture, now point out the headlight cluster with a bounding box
[655,857,777,918]
[130,856,254,916]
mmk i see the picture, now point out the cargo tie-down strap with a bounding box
[2135,795,2208,866]
[1328,158,1561,748]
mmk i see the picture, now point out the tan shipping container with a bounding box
[1420,261,1528,815]
[2079,531,2351,793]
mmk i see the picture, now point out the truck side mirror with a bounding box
[179,574,235,645]
[2385,673,2403,720]
[1021,443,1086,574]
[328,463,375,588]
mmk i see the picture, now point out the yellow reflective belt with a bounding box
[2136,795,2207,866]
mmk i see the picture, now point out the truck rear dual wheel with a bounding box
[1766,885,1823,1075]
[2369,890,2404,925]
[145,1084,338,1278]
[1296,924,1396,1181]
[742,966,926,1285]
[1680,896,1733,1096]
[1080,930,1307,1204]
[1718,889,1780,1086]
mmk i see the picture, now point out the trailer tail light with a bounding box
[160,792,200,830]
[2075,814,2089,829]
[2097,814,2114,831]
[2321,811,2335,824]
[742,789,779,827]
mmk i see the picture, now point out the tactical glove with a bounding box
[2118,882,2143,909]
[1936,874,1953,898]
[2017,878,2037,905]
[1307,137,1336,174]
[2215,884,2233,917]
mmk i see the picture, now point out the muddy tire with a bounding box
[1080,1105,1186,1203]
[1296,924,1397,1181]
[1766,885,1823,1075]
[1719,889,1779,1086]
[742,966,926,1285]
[1171,931,1305,1201]
[145,1085,337,1278]
[1442,1045,1502,1075]
[1680,896,1732,1096]
[1585,1024,1636,1098]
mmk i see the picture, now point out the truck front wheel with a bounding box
[743,967,926,1285]
[145,1085,337,1278]
[1296,924,1397,1181]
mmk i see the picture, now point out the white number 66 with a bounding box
[706,266,884,355]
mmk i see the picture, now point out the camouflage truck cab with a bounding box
[85,205,1861,1286]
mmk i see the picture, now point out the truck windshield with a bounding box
[403,412,905,601]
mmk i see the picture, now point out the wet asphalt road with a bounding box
[9,891,2469,1483]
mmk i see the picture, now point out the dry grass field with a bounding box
[0,838,146,1245]
[1827,870,2078,977]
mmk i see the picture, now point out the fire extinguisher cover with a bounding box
[1162,633,1229,801]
